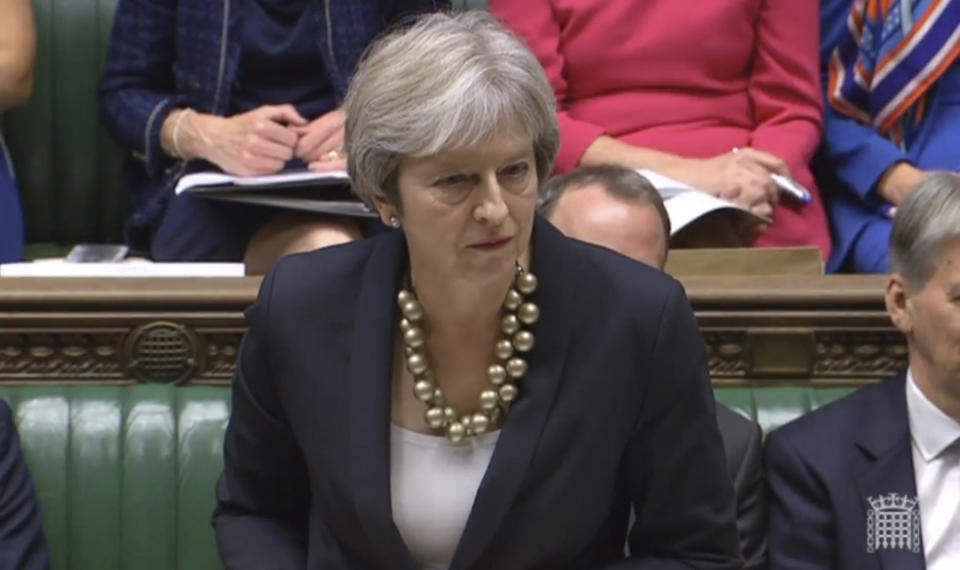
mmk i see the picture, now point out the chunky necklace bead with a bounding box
[397,262,537,443]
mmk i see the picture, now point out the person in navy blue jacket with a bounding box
[766,174,960,569]
[213,13,741,569]
[0,399,50,570]
[818,0,960,273]
[100,0,446,273]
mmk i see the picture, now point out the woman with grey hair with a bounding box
[213,11,740,569]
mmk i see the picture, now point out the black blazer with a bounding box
[213,218,742,570]
[765,372,925,570]
[0,400,49,570]
[716,405,766,570]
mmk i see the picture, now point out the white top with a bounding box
[390,425,500,570]
[906,370,960,570]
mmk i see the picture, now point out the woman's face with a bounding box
[381,134,539,283]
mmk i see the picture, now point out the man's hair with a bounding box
[890,173,960,288]
[539,165,670,238]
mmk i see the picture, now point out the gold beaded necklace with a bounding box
[397,262,539,443]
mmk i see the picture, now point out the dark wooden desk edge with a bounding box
[0,274,889,309]
[0,275,899,386]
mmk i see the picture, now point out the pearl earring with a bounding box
[389,216,400,228]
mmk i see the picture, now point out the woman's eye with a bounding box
[436,174,471,187]
[501,163,530,178]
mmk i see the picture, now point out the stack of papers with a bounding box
[174,169,375,218]
[636,169,769,236]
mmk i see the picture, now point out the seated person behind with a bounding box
[0,398,50,569]
[491,0,832,258]
[213,12,741,569]
[541,165,767,570]
[766,173,960,569]
[100,0,446,274]
[0,0,36,263]
[819,0,960,273]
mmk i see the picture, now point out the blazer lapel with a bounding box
[854,373,926,570]
[450,218,580,570]
[347,231,418,570]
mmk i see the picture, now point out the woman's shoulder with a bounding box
[563,235,678,298]
[260,234,385,310]
[556,236,683,325]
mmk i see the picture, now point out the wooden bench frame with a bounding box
[0,275,903,387]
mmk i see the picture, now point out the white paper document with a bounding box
[174,169,350,195]
[172,168,375,217]
[635,169,770,235]
[0,261,246,278]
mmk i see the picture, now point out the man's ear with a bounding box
[885,273,914,335]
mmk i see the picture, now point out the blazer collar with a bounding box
[450,217,579,570]
[346,217,581,570]
[347,228,415,570]
[854,371,926,570]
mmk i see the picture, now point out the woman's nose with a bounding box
[474,180,509,224]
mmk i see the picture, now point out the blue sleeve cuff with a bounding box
[822,106,908,202]
[833,139,907,202]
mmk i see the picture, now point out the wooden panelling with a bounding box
[0,275,902,386]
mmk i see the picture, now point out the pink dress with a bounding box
[491,0,832,257]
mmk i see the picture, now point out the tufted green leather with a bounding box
[0,383,858,569]
[715,385,857,438]
[0,385,227,570]
[3,0,126,251]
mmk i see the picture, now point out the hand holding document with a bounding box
[636,169,772,236]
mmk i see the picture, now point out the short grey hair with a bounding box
[344,11,560,207]
[890,173,960,287]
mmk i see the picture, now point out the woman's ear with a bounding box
[371,193,400,228]
[885,273,914,335]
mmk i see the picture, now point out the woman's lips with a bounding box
[470,237,513,251]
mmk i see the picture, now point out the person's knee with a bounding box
[244,215,362,274]
[292,218,364,251]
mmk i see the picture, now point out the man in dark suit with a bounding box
[766,174,960,569]
[542,165,767,570]
[0,399,50,569]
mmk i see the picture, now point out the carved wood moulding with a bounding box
[0,275,903,386]
[0,325,244,385]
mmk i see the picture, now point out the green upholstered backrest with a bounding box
[0,385,227,570]
[0,383,859,569]
[3,0,126,250]
[715,385,858,437]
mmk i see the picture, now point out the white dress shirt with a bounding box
[390,425,500,570]
[906,370,960,570]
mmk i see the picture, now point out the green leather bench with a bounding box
[2,0,126,259]
[0,386,227,570]
[0,383,859,570]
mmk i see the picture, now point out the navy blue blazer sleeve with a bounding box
[765,428,834,569]
[607,283,743,570]
[0,401,50,570]
[213,267,312,569]
[99,0,184,179]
